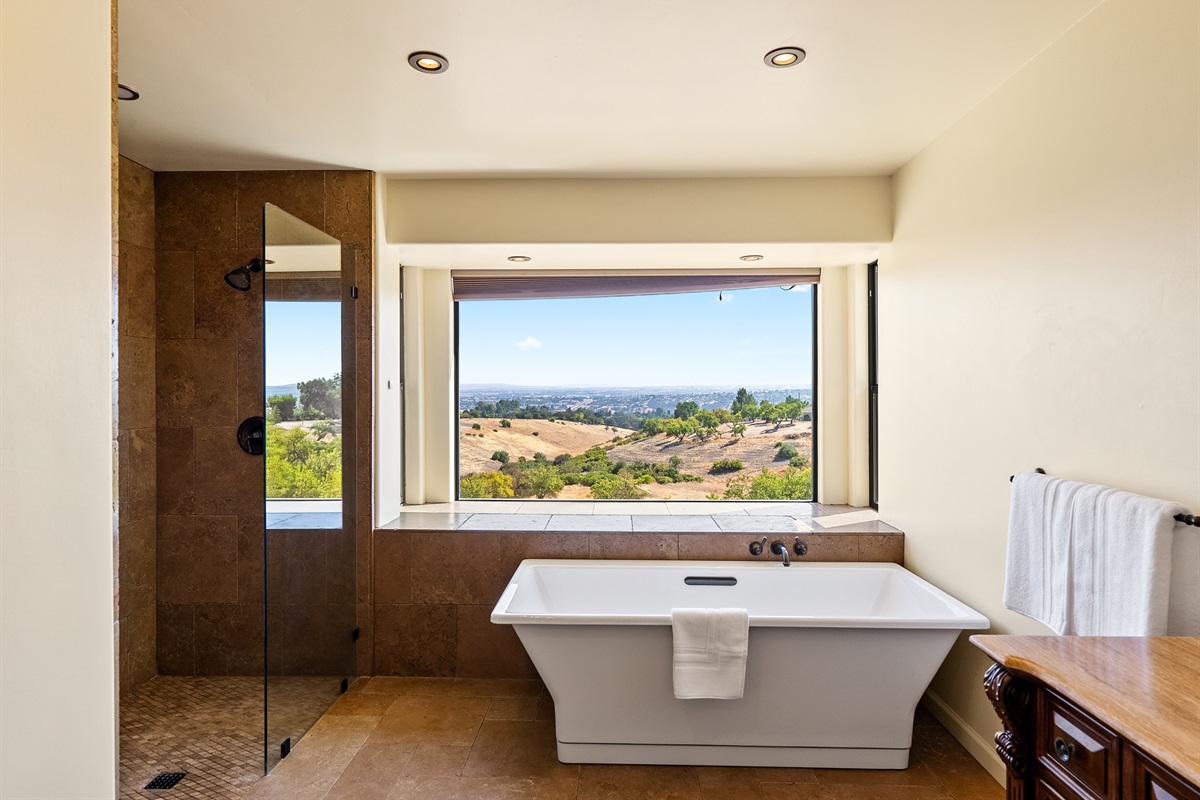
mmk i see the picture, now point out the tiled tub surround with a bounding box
[370,502,903,679]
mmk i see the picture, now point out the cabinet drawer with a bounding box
[1124,746,1200,800]
[1038,690,1120,799]
[1036,774,1076,800]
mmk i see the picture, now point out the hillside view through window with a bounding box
[457,286,815,501]
[264,301,343,501]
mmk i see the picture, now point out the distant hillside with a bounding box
[459,418,633,475]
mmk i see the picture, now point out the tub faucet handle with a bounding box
[793,536,808,557]
[748,536,767,556]
[769,540,791,567]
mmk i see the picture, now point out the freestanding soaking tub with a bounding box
[491,559,988,769]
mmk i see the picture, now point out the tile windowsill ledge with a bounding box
[379,501,900,535]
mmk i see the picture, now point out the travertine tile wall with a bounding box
[153,170,374,676]
[369,529,905,679]
[117,156,158,693]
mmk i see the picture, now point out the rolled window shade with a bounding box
[452,270,819,301]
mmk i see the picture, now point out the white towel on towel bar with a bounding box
[1004,471,1188,635]
[671,608,749,700]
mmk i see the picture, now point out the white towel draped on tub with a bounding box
[671,608,749,700]
[1004,471,1188,636]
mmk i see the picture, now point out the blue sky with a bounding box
[459,285,814,387]
[265,301,342,385]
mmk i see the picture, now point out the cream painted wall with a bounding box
[0,0,117,796]
[375,175,404,522]
[386,177,891,246]
[880,0,1199,779]
[402,268,456,504]
[816,265,871,506]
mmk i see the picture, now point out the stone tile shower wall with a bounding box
[117,156,158,693]
[153,170,374,676]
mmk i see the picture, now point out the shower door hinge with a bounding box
[350,285,359,299]
[351,626,360,642]
[340,677,349,695]
[280,738,291,760]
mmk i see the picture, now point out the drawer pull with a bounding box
[1053,737,1075,763]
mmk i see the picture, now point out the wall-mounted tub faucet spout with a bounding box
[770,540,791,567]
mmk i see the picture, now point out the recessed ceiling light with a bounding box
[117,84,140,101]
[764,47,805,68]
[408,52,448,74]
[740,254,764,261]
[507,255,531,262]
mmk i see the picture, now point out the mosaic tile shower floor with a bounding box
[119,676,339,800]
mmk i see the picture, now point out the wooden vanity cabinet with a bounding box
[973,637,1200,800]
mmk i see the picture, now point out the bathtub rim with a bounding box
[491,559,990,630]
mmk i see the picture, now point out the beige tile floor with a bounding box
[243,677,1004,800]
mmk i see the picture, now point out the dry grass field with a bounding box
[460,416,812,500]
[458,418,633,474]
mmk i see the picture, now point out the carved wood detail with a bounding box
[985,663,1036,799]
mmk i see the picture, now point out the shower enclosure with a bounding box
[257,203,357,772]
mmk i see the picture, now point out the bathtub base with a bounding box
[557,741,910,769]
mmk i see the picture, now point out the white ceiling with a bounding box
[118,0,1103,177]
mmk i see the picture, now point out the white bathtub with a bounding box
[491,559,988,769]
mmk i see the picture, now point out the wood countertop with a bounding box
[971,635,1200,788]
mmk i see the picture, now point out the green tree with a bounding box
[777,442,799,460]
[298,374,341,419]
[490,450,510,464]
[673,401,699,419]
[668,455,683,469]
[664,418,690,442]
[460,471,515,498]
[695,410,720,439]
[730,388,757,417]
[731,422,747,438]
[268,393,297,421]
[265,423,342,499]
[500,418,512,428]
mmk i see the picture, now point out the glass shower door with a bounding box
[262,203,356,772]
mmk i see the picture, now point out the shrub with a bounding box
[532,431,539,436]
[705,492,720,500]
[635,474,655,484]
[471,423,481,430]
[524,465,564,499]
[459,471,515,498]
[710,459,745,474]
[500,419,512,428]
[723,467,812,500]
[789,455,809,469]
[773,441,783,448]
[777,443,799,460]
[589,473,650,500]
[553,454,571,466]
[533,452,546,462]
[490,450,510,464]
[784,433,800,440]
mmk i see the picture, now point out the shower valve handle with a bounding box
[748,536,767,556]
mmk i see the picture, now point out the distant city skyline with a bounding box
[459,286,814,387]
